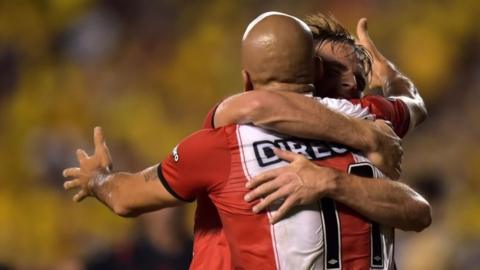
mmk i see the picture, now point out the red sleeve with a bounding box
[351,95,411,138]
[158,128,231,202]
[202,102,221,129]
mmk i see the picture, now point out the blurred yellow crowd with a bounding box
[0,0,479,269]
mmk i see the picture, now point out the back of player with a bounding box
[233,118,394,270]
[160,97,396,269]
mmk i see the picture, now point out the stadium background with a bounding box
[0,0,479,269]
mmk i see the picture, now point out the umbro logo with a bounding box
[328,259,338,265]
[172,145,179,162]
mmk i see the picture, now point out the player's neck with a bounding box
[257,82,314,94]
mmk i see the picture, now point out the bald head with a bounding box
[242,12,315,90]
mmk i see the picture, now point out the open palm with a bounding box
[63,127,113,202]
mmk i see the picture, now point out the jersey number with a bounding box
[320,163,385,269]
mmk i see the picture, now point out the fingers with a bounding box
[356,17,369,43]
[387,167,400,180]
[63,178,82,190]
[94,126,110,158]
[94,126,108,155]
[94,126,105,152]
[384,162,401,180]
[251,186,288,213]
[245,177,284,203]
[63,167,81,178]
[76,149,88,162]
[368,152,383,168]
[73,190,89,202]
[355,17,383,60]
[273,148,301,162]
[394,169,401,180]
[375,120,397,138]
[247,167,283,189]
[393,160,402,180]
[270,196,297,224]
[94,126,113,168]
[247,148,303,189]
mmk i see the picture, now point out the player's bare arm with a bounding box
[215,90,402,179]
[245,148,432,231]
[356,18,427,127]
[63,127,180,217]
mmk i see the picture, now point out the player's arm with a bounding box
[324,168,431,232]
[356,18,427,127]
[215,90,402,179]
[63,127,181,217]
[245,149,432,231]
[216,90,376,148]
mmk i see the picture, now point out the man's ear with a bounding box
[242,70,254,91]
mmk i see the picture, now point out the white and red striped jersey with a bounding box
[161,95,411,270]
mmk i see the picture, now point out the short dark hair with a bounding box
[305,13,372,79]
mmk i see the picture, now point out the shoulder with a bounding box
[202,101,224,129]
[159,126,236,201]
[175,127,234,157]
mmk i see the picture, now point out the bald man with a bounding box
[63,13,428,269]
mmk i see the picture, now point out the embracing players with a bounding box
[63,12,430,270]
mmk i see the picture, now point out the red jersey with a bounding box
[163,95,411,270]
